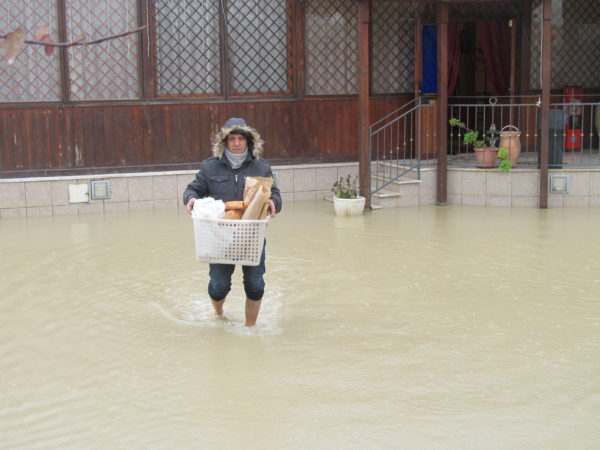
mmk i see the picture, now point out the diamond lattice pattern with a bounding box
[226,0,290,94]
[155,0,221,95]
[530,0,600,89]
[66,0,140,100]
[449,2,520,20]
[0,0,61,102]
[530,0,542,89]
[305,0,358,95]
[372,2,425,94]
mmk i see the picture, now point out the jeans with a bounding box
[208,245,266,301]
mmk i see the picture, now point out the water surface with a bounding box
[1,202,599,449]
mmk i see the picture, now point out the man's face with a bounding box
[226,133,247,154]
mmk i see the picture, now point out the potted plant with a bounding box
[449,118,498,168]
[331,174,365,216]
[497,147,512,172]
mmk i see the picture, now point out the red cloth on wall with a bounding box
[447,21,461,96]
[477,20,511,95]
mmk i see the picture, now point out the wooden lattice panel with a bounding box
[305,0,358,95]
[154,0,221,95]
[551,0,600,89]
[530,0,542,89]
[372,2,424,95]
[449,2,520,19]
[227,0,291,94]
[530,0,599,90]
[0,0,61,102]
[66,0,140,100]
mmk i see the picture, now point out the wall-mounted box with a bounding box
[68,184,89,203]
[91,180,111,199]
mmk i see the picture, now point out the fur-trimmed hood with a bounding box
[212,118,264,160]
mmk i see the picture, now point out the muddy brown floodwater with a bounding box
[1,202,599,449]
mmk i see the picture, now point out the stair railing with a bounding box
[369,97,433,198]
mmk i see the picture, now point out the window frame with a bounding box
[148,0,296,100]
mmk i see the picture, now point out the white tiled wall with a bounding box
[1,164,600,219]
[0,163,359,219]
[447,168,600,208]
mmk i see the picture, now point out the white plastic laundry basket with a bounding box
[192,217,268,266]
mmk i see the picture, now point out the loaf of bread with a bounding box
[224,201,248,211]
[223,209,243,220]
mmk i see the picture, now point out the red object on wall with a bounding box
[563,86,583,150]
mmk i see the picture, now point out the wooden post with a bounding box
[138,0,152,100]
[414,19,422,98]
[436,2,449,205]
[56,0,70,102]
[294,0,306,99]
[539,0,552,208]
[218,0,230,99]
[509,18,517,99]
[358,0,371,207]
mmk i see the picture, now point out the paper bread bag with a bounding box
[241,176,272,220]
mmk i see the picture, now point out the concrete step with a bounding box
[371,189,403,209]
[370,176,423,209]
[371,174,421,192]
[371,161,420,179]
[372,189,403,199]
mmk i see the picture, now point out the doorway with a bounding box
[419,19,515,98]
[455,22,482,96]
[454,20,514,98]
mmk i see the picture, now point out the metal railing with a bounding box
[368,95,600,198]
[448,95,600,168]
[369,98,436,195]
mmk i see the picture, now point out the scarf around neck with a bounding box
[224,148,248,169]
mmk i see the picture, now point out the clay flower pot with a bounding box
[474,147,499,168]
[499,125,521,166]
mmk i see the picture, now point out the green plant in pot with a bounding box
[449,118,507,169]
[332,174,359,199]
[331,174,365,216]
[497,147,512,172]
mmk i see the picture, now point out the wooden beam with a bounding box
[294,0,306,99]
[539,0,552,208]
[414,19,422,98]
[56,0,70,102]
[358,0,371,207]
[509,18,517,97]
[138,0,152,100]
[436,2,449,205]
[218,1,230,99]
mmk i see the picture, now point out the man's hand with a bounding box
[186,198,196,214]
[267,199,277,218]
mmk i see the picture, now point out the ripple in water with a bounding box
[154,278,284,336]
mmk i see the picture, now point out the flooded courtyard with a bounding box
[1,201,599,449]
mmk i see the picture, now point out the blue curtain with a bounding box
[422,25,438,94]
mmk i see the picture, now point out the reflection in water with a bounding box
[1,203,599,449]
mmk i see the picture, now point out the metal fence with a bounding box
[369,95,600,196]
[448,96,600,168]
[369,98,433,195]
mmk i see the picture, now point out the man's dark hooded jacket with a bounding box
[183,122,282,213]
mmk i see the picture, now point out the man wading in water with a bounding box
[183,118,282,326]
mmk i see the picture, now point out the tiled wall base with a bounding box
[447,168,600,208]
[2,164,600,219]
[0,163,359,219]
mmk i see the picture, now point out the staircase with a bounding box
[370,161,428,209]
[369,98,436,208]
